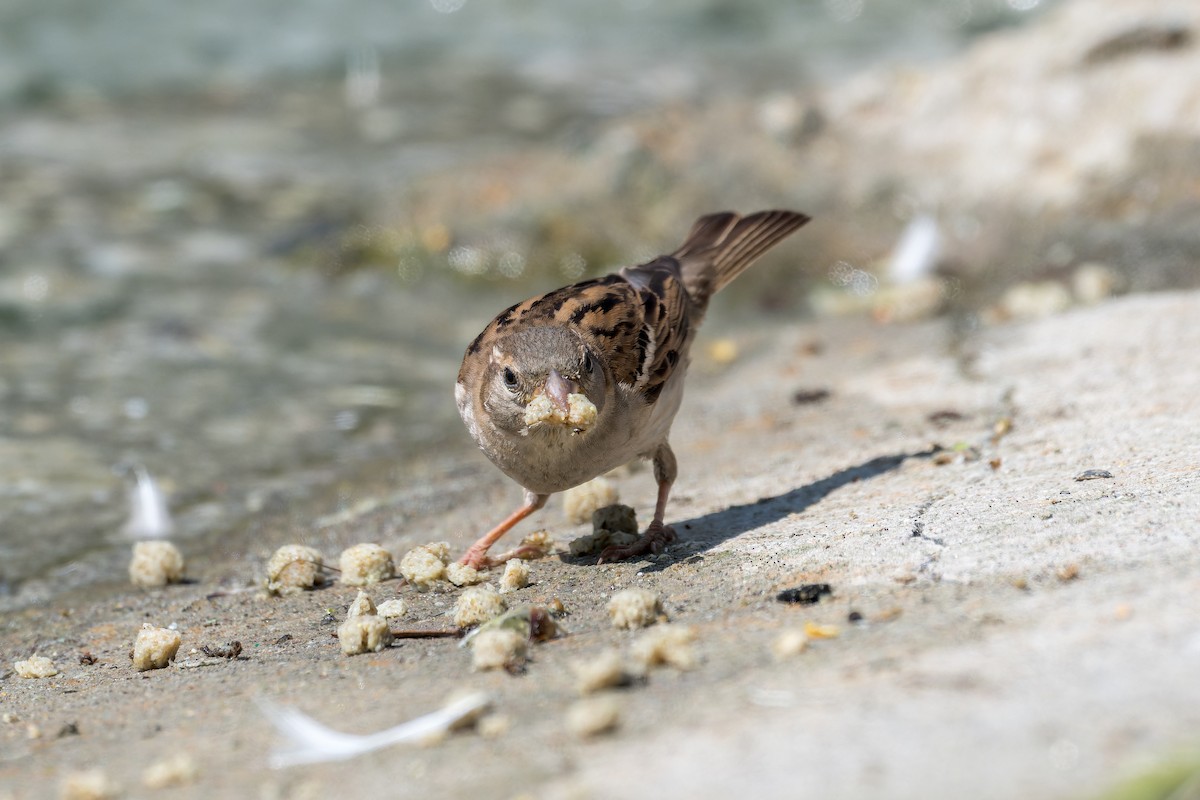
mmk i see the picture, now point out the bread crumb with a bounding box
[265,544,324,595]
[499,559,530,593]
[566,697,620,738]
[338,543,395,586]
[141,754,199,789]
[60,769,119,800]
[563,477,619,524]
[446,561,486,587]
[454,585,507,629]
[399,544,448,590]
[470,629,527,671]
[376,598,408,620]
[631,624,698,671]
[13,655,58,679]
[524,392,597,431]
[132,624,182,671]
[772,629,809,660]
[804,621,840,639]
[346,590,376,618]
[128,540,185,587]
[572,650,630,694]
[607,588,664,629]
[337,614,393,655]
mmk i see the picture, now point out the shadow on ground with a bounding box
[624,448,938,573]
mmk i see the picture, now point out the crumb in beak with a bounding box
[524,392,597,432]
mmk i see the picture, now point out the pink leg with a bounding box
[598,444,678,563]
[460,490,548,569]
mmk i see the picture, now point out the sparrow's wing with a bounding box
[461,266,691,404]
[672,210,810,306]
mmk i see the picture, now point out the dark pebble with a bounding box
[1074,469,1113,481]
[792,388,831,406]
[776,583,832,604]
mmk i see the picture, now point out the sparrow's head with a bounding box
[481,326,606,437]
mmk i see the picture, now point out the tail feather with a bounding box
[673,210,810,305]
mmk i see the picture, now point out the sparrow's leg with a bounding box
[598,443,678,563]
[460,490,549,569]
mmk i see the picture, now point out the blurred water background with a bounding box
[4,0,1198,609]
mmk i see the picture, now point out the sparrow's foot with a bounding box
[489,543,549,565]
[597,522,677,563]
[458,547,494,571]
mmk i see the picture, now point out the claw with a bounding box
[597,523,677,563]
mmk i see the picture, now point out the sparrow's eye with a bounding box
[501,366,519,390]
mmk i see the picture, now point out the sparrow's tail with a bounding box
[673,209,810,306]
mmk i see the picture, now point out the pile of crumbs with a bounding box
[338,591,393,655]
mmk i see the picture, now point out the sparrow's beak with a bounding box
[544,368,578,415]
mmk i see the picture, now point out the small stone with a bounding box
[592,504,638,535]
[1074,469,1113,481]
[775,584,832,605]
[338,543,395,586]
[128,540,185,587]
[132,624,182,671]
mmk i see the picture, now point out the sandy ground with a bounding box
[2,290,1199,800]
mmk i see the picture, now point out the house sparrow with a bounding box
[455,210,810,568]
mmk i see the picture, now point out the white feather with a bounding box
[260,692,491,768]
[123,466,173,540]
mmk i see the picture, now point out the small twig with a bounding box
[390,629,462,639]
[327,629,462,640]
